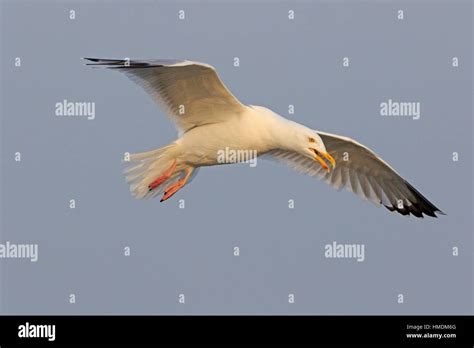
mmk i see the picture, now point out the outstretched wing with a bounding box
[264,131,444,218]
[84,58,247,132]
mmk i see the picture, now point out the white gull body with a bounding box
[178,106,320,166]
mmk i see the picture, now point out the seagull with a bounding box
[85,58,444,218]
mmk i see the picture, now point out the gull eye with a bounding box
[308,137,316,143]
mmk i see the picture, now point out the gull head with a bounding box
[296,130,336,172]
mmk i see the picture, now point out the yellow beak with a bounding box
[309,148,336,172]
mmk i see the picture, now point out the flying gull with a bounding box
[84,58,444,218]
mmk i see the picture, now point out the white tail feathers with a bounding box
[124,144,182,199]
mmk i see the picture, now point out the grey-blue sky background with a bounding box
[0,0,472,314]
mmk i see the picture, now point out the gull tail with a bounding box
[124,144,182,199]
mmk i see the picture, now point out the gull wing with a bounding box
[265,131,444,218]
[84,58,247,132]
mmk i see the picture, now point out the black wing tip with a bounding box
[83,57,103,62]
[405,180,444,219]
[383,203,444,218]
[82,57,169,69]
[83,57,122,64]
[383,180,445,219]
[83,57,131,68]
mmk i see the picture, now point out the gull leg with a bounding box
[148,160,177,192]
[160,168,193,202]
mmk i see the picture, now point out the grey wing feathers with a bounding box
[84,58,246,132]
[264,132,443,218]
[317,132,444,218]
